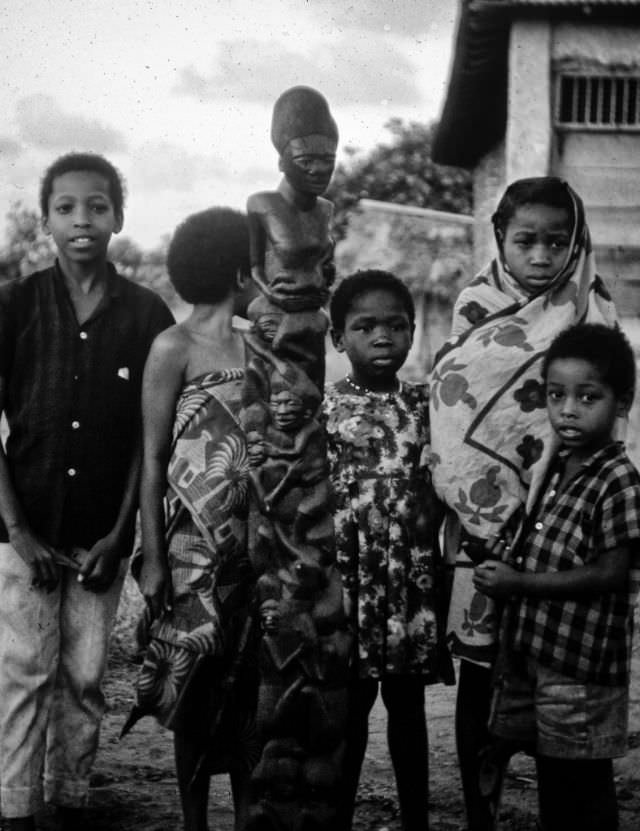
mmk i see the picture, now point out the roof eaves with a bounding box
[432,2,510,168]
[432,0,640,169]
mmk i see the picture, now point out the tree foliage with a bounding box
[0,203,177,308]
[0,202,55,281]
[327,118,473,240]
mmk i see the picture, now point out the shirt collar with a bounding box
[53,259,120,298]
[556,440,623,475]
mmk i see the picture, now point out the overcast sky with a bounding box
[0,0,459,248]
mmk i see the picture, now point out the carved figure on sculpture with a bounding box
[248,369,331,539]
[246,294,329,388]
[243,86,347,831]
[247,739,344,831]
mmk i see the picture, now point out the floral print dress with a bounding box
[324,379,440,679]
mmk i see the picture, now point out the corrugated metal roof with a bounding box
[433,0,640,168]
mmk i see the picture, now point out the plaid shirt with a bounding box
[503,441,640,686]
[0,262,174,550]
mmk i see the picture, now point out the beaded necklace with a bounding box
[345,374,401,398]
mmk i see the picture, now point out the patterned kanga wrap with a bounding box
[126,370,259,773]
[429,183,618,665]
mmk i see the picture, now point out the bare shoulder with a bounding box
[146,324,190,375]
[317,195,334,216]
[247,191,279,213]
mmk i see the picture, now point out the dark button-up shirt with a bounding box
[503,441,640,686]
[0,262,174,549]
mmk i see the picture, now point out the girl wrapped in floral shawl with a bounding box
[429,178,617,831]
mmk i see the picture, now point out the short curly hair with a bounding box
[40,152,125,219]
[542,323,636,402]
[167,208,250,304]
[492,177,574,240]
[329,269,415,334]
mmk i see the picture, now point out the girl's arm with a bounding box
[473,547,630,599]
[138,327,186,619]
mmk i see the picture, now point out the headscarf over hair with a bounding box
[428,178,617,664]
[270,86,338,154]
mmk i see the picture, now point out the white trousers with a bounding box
[0,543,126,817]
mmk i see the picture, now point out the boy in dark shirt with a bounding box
[474,323,640,831]
[0,152,173,830]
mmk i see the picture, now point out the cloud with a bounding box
[297,0,457,37]
[15,94,126,153]
[174,36,420,108]
[127,140,228,193]
[0,138,21,159]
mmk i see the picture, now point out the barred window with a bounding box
[556,74,640,130]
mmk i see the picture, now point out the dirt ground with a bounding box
[32,576,640,831]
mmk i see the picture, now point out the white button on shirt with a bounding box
[71,421,80,430]
[67,468,77,477]
[535,521,543,530]
[79,331,88,340]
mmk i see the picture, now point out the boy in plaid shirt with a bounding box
[473,323,640,831]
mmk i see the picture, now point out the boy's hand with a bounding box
[79,535,123,592]
[473,561,521,598]
[9,526,59,591]
[484,531,514,561]
[138,559,172,620]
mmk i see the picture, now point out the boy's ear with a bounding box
[42,215,51,236]
[330,328,344,352]
[113,212,124,234]
[616,392,633,417]
[236,268,257,306]
[236,268,249,292]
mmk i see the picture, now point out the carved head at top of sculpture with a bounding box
[271,86,338,198]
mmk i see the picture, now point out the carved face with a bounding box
[269,390,308,431]
[279,134,337,196]
[246,431,267,466]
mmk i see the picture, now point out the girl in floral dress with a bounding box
[324,269,452,831]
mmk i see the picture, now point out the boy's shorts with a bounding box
[489,653,628,759]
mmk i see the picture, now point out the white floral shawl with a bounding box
[429,184,618,663]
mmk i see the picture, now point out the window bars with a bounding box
[556,74,640,130]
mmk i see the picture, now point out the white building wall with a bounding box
[553,22,640,66]
[506,21,553,183]
[472,21,553,272]
[550,21,640,315]
[472,141,506,271]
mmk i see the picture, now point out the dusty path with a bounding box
[31,579,640,830]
